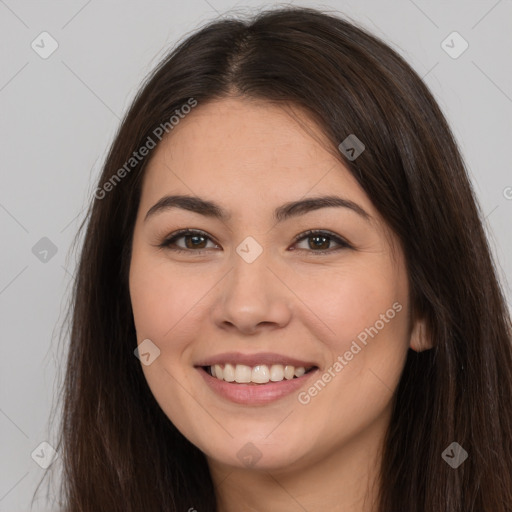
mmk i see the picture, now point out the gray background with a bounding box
[0,0,511,510]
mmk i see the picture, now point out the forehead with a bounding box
[140,97,376,219]
[162,96,326,156]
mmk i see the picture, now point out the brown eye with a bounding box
[158,228,351,256]
[159,229,219,253]
[293,230,351,254]
[182,234,208,249]
[306,234,330,250]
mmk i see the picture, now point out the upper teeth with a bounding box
[209,364,310,384]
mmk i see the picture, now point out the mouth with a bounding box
[201,363,317,384]
[194,353,320,405]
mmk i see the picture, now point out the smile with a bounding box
[194,352,320,405]
[204,363,316,384]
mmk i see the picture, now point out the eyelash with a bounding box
[157,228,351,256]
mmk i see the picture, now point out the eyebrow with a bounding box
[144,194,371,224]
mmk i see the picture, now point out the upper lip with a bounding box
[195,352,318,368]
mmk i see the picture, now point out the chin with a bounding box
[199,434,313,472]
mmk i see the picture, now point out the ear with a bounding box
[409,316,433,352]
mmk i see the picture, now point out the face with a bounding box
[129,97,426,475]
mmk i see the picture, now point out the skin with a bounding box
[129,96,431,511]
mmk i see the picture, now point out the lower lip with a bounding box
[196,367,319,405]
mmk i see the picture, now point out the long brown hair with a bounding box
[41,6,512,511]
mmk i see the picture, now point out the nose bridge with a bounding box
[233,241,273,294]
[211,235,292,333]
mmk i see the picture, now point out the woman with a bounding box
[46,6,512,511]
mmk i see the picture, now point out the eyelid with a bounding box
[157,228,219,253]
[292,229,351,253]
[157,228,352,255]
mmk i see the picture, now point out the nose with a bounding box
[210,249,293,335]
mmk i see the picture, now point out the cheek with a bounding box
[288,269,409,453]
[129,256,210,437]
[304,260,408,348]
[309,262,409,395]
[295,258,411,420]
[129,256,205,343]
